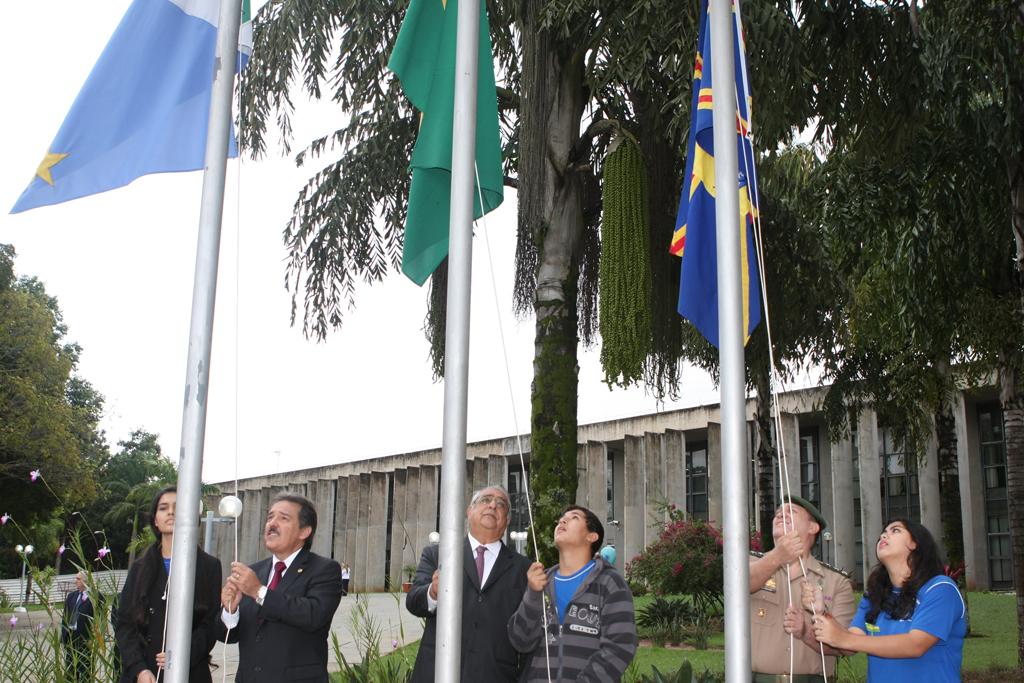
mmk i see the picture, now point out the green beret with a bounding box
[780,495,828,532]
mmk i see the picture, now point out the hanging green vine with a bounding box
[599,133,653,387]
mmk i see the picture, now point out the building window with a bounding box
[384,474,394,591]
[607,451,615,522]
[800,427,822,559]
[507,464,530,537]
[686,441,708,521]
[979,403,1013,589]
[878,427,920,523]
[852,426,863,582]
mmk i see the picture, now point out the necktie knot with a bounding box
[269,561,287,590]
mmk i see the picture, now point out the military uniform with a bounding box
[750,553,855,682]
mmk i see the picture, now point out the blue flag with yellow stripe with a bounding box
[670,0,761,348]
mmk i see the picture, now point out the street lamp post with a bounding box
[13,544,34,613]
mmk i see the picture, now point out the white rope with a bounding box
[474,163,553,683]
[221,5,246,677]
[730,0,829,677]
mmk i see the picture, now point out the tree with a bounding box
[785,0,1023,659]
[0,244,102,566]
[79,430,177,569]
[239,0,833,560]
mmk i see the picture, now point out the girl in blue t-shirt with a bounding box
[810,518,967,683]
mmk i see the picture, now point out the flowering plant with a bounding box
[626,504,761,602]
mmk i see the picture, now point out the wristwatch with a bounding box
[256,585,268,606]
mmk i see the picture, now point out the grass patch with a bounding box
[332,592,1020,681]
[625,592,1019,681]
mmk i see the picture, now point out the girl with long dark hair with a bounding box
[810,518,967,682]
[115,487,222,683]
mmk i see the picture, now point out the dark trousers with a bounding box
[64,636,93,682]
[342,578,350,595]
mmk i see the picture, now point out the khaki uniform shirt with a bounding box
[750,555,856,675]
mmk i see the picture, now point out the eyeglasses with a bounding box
[475,494,510,511]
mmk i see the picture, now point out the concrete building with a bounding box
[206,383,1013,592]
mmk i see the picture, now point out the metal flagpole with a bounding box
[709,0,752,681]
[164,1,243,681]
[436,0,481,680]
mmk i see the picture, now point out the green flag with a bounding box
[388,0,504,285]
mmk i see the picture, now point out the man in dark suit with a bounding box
[61,571,94,682]
[220,492,343,682]
[407,485,531,683]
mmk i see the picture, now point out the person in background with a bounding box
[805,519,967,683]
[115,487,222,683]
[341,562,350,596]
[509,505,637,682]
[62,571,95,682]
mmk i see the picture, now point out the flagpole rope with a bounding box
[474,163,554,683]
[220,4,247,678]
[732,0,828,677]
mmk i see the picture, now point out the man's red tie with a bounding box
[268,561,286,590]
[475,546,486,585]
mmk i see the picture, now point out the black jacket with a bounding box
[61,589,95,643]
[217,548,343,682]
[115,547,222,683]
[407,538,531,683]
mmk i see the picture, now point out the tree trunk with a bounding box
[519,0,587,565]
[754,369,776,552]
[935,359,964,568]
[1000,362,1024,667]
[1005,148,1023,668]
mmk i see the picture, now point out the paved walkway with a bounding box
[213,591,424,680]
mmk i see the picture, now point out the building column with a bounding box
[663,429,686,513]
[778,412,801,501]
[955,393,989,590]
[366,472,388,592]
[417,465,440,554]
[707,422,722,524]
[644,432,666,546]
[353,473,372,592]
[575,443,589,505]
[583,441,608,515]
[919,426,943,555]
[829,435,857,574]
[389,469,409,589]
[311,479,335,558]
[404,467,423,565]
[857,409,883,573]
[341,476,359,575]
[487,454,508,490]
[337,479,354,565]
[622,435,645,569]
[473,457,489,494]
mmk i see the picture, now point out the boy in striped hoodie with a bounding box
[508,506,637,682]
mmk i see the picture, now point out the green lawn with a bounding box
[627,591,1019,682]
[355,592,1019,682]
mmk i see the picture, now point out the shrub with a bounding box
[626,505,760,601]
[636,597,692,647]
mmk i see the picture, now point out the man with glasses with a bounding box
[407,485,531,682]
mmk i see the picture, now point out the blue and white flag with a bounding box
[11,0,253,214]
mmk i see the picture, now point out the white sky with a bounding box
[1,1,726,485]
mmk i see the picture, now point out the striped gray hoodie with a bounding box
[507,556,637,682]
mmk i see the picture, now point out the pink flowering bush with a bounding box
[626,504,761,602]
